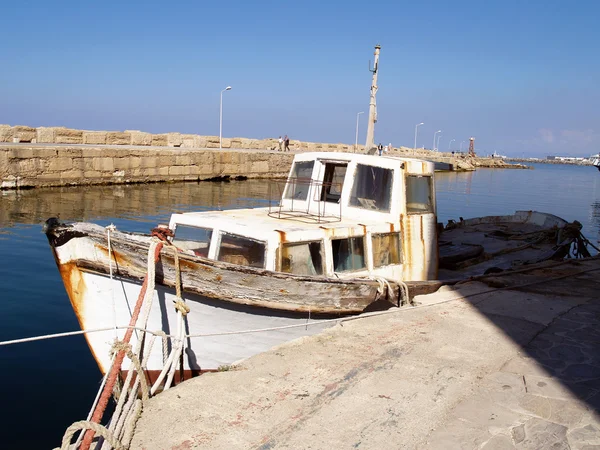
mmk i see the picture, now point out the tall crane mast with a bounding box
[364,44,381,153]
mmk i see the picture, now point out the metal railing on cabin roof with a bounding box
[267,177,343,224]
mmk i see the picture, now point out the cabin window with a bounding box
[217,232,266,268]
[281,241,324,275]
[406,175,433,213]
[319,163,347,203]
[172,225,213,257]
[349,164,393,212]
[372,232,402,267]
[284,161,315,200]
[332,236,366,272]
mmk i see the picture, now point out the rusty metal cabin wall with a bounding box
[401,160,438,281]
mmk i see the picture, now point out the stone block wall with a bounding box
[3,124,516,189]
[0,124,363,153]
[0,145,294,189]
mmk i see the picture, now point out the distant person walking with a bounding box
[278,136,283,151]
[284,135,290,152]
[387,142,392,153]
[378,143,383,156]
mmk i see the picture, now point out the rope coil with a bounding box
[58,421,125,450]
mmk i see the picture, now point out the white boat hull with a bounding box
[72,269,333,376]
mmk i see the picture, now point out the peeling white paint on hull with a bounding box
[77,270,333,374]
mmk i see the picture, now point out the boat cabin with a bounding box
[168,152,438,282]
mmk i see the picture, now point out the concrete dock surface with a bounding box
[131,258,600,449]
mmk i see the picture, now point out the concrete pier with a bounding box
[131,257,600,449]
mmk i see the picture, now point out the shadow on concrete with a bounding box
[427,260,600,447]
[464,263,600,409]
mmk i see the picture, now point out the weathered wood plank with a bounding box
[49,222,410,314]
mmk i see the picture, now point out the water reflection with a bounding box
[0,181,271,230]
[435,170,474,196]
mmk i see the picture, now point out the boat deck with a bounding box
[175,207,390,232]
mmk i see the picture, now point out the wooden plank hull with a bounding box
[45,222,402,315]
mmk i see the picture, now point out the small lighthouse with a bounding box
[468,137,476,157]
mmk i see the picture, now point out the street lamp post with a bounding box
[355,111,365,150]
[460,140,466,152]
[414,122,424,151]
[448,139,456,151]
[436,134,442,152]
[433,130,441,151]
[219,86,232,150]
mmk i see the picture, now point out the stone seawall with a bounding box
[0,145,294,189]
[0,124,529,189]
[0,124,358,153]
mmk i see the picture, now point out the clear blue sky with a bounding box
[1,0,598,157]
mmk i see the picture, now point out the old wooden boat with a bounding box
[45,152,439,380]
[438,211,590,279]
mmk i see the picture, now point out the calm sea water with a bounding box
[0,163,598,449]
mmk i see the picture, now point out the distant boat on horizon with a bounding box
[591,154,600,171]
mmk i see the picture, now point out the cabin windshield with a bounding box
[217,232,266,268]
[281,241,324,275]
[406,175,433,213]
[372,232,402,267]
[284,161,315,200]
[332,236,366,272]
[319,162,347,203]
[172,224,213,257]
[349,164,393,212]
